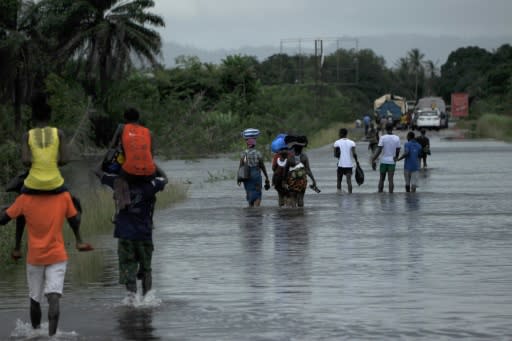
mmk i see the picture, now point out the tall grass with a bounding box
[74,188,116,236]
[0,182,188,272]
[0,224,16,268]
[155,181,189,209]
[65,181,189,238]
[474,113,512,141]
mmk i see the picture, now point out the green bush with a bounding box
[45,74,89,131]
[0,139,23,186]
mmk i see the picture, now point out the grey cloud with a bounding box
[154,0,512,51]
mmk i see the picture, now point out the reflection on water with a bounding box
[239,209,265,291]
[272,209,311,290]
[1,136,512,340]
[405,194,420,212]
[117,307,157,341]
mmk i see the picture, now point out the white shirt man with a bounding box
[378,133,401,164]
[371,123,401,193]
[333,128,358,194]
[334,138,356,168]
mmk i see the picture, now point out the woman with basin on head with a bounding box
[237,129,270,207]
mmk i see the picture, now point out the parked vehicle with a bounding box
[415,96,448,128]
[373,94,406,126]
[414,109,441,130]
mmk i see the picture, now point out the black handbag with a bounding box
[355,162,364,186]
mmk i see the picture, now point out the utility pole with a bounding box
[280,37,359,86]
[315,39,323,86]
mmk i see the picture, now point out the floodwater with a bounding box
[1,130,512,340]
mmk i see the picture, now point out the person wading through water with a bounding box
[95,163,168,298]
[416,128,431,169]
[285,136,318,207]
[333,128,359,194]
[0,191,92,336]
[106,108,157,221]
[371,123,401,193]
[271,147,289,207]
[395,131,422,192]
[237,137,270,207]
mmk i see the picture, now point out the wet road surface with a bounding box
[1,131,512,340]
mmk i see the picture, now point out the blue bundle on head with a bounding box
[271,133,288,153]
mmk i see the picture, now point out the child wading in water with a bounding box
[12,91,91,255]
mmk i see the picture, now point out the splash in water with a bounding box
[120,290,162,308]
[10,319,79,340]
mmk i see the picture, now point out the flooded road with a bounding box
[1,132,512,340]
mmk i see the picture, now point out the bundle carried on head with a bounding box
[285,135,308,148]
[271,133,287,153]
[241,128,260,140]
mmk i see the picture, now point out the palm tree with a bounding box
[423,59,438,96]
[220,55,259,101]
[41,0,165,98]
[392,57,414,99]
[407,48,425,100]
[0,0,47,134]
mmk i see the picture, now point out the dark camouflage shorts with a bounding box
[117,239,154,285]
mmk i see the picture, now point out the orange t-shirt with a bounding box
[6,192,77,265]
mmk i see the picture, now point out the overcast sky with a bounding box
[153,0,512,49]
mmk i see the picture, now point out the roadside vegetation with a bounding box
[470,114,512,141]
[0,181,188,269]
[69,181,189,237]
[453,111,512,141]
[1,1,511,265]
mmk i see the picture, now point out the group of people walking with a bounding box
[1,94,166,336]
[0,91,432,336]
[237,131,317,208]
[335,122,429,195]
[237,123,431,207]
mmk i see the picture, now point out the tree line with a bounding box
[1,0,511,185]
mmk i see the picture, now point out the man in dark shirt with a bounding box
[95,164,167,297]
[416,129,431,169]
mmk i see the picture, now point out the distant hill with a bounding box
[160,42,279,66]
[161,34,512,68]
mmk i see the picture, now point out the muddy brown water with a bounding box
[1,131,511,340]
